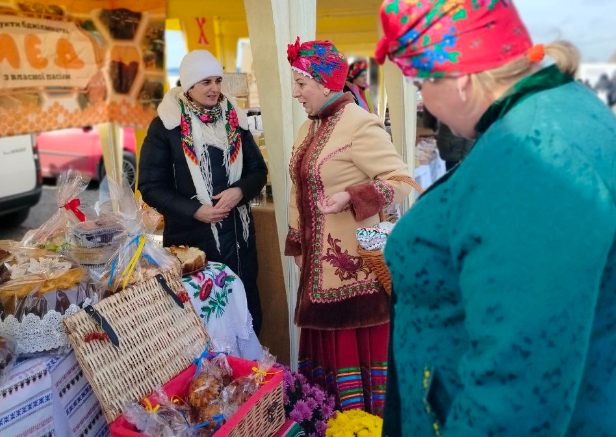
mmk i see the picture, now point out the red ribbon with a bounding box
[63,198,85,222]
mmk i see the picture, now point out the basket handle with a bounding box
[84,305,120,347]
[156,274,185,309]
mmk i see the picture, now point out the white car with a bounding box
[0,134,42,227]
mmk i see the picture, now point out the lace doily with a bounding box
[0,299,91,353]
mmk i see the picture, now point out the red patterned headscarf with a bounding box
[348,59,369,82]
[288,38,349,91]
[375,0,532,78]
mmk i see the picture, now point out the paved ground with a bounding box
[0,180,100,242]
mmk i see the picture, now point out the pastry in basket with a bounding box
[1,268,85,298]
[167,246,206,275]
[191,402,223,435]
[188,373,222,408]
[222,378,253,406]
[0,268,87,316]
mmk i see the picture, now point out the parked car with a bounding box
[0,134,42,227]
[37,126,137,187]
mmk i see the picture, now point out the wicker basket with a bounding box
[110,357,286,437]
[63,269,211,423]
[357,245,392,295]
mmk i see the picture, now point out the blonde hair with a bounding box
[469,41,580,105]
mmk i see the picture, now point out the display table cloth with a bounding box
[0,262,261,437]
[183,262,263,360]
[0,351,109,437]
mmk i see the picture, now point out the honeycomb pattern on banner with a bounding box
[0,0,166,137]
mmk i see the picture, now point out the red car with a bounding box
[37,126,138,187]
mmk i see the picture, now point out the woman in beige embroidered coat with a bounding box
[284,38,415,416]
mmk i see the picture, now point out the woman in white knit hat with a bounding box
[139,50,267,335]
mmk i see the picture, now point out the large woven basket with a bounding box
[357,246,392,295]
[63,270,211,423]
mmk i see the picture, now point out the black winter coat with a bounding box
[139,116,268,334]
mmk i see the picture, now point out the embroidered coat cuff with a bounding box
[284,227,302,256]
[346,179,394,221]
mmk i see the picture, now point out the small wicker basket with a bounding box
[357,245,392,295]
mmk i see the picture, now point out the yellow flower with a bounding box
[326,410,383,437]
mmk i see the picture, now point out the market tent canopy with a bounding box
[166,0,383,66]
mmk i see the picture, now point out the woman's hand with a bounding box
[193,204,229,223]
[318,191,351,215]
[212,187,243,211]
[294,255,303,269]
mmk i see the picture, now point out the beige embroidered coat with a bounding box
[285,93,416,330]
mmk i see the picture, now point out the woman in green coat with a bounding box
[375,1,616,436]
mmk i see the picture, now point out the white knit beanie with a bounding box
[179,50,224,92]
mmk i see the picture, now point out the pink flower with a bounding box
[200,278,214,301]
[199,114,214,123]
[289,408,305,423]
[228,110,239,131]
[306,398,318,410]
[180,114,190,136]
[315,420,328,435]
[294,400,313,421]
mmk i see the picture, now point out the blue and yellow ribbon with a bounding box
[108,234,159,290]
[251,367,282,385]
[191,343,229,377]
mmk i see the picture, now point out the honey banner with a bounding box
[0,0,166,136]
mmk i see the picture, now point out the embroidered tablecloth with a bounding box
[0,351,109,437]
[183,262,263,360]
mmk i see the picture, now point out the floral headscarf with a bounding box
[375,0,532,78]
[348,59,369,82]
[288,38,349,91]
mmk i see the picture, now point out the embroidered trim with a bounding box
[318,144,351,174]
[302,109,343,303]
[290,125,315,186]
[288,226,300,243]
[296,108,383,303]
[313,278,382,302]
[374,179,394,208]
[389,175,425,194]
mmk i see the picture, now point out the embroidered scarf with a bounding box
[178,92,249,253]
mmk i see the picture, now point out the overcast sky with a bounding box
[516,0,616,63]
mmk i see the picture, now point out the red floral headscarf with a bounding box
[375,0,532,78]
[288,38,349,91]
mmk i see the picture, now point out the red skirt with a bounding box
[298,323,389,417]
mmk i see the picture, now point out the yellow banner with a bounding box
[0,0,166,137]
[0,16,99,89]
